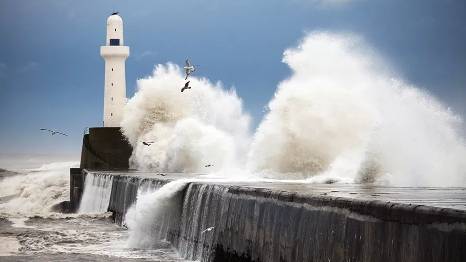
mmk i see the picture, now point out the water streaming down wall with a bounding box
[78,173,114,213]
[162,184,466,261]
[77,172,466,262]
[175,184,466,262]
[175,184,228,260]
[108,175,169,223]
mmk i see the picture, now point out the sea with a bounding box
[0,161,187,261]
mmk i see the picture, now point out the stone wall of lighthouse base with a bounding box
[71,170,466,262]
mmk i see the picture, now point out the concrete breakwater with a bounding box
[71,169,466,262]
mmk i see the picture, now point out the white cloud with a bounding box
[18,61,39,73]
[134,50,157,61]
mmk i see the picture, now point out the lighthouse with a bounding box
[100,12,129,127]
[78,13,133,171]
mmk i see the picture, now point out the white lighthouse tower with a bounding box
[100,12,129,127]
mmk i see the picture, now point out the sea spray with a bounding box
[124,179,189,248]
[0,161,78,217]
[248,32,466,186]
[120,64,251,172]
[121,32,466,187]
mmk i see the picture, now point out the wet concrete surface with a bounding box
[92,170,466,211]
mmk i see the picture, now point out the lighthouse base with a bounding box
[80,127,132,170]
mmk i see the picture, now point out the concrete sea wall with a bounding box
[72,170,466,262]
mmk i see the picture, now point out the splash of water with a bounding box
[120,32,466,186]
[121,64,251,173]
[0,161,78,217]
[248,32,466,186]
[124,179,189,248]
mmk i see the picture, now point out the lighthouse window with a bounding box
[111,68,113,71]
[111,113,113,116]
[115,28,117,32]
[111,83,113,86]
[110,38,120,46]
[111,97,113,101]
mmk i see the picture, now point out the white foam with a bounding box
[248,32,466,186]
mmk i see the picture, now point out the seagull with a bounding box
[205,164,214,168]
[142,141,155,146]
[181,81,191,92]
[40,128,68,136]
[183,59,196,80]
[201,227,214,234]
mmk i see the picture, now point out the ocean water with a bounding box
[0,162,188,261]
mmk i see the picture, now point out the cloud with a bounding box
[18,61,39,73]
[134,50,157,61]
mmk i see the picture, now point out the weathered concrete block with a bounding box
[80,127,132,170]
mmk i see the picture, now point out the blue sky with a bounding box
[0,0,465,158]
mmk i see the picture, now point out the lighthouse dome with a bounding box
[107,13,123,24]
[106,13,124,46]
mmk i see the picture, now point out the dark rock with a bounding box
[50,201,74,214]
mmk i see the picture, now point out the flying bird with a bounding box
[40,128,68,136]
[181,81,191,92]
[201,227,214,234]
[142,141,155,146]
[183,59,196,80]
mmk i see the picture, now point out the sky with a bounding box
[0,0,465,160]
